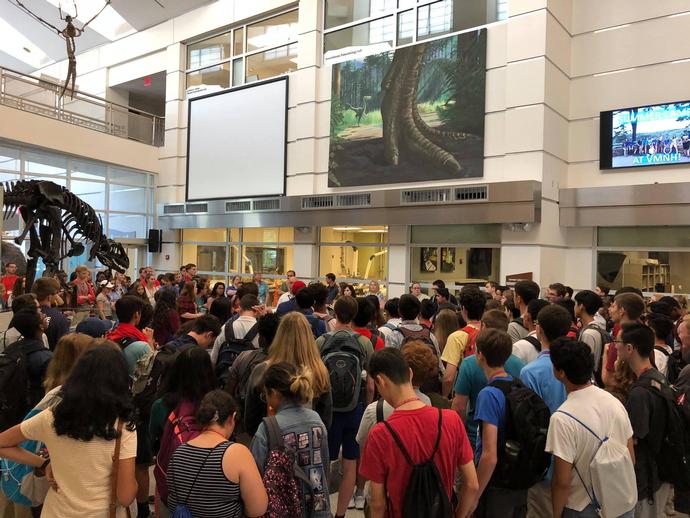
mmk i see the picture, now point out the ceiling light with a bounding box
[0,18,52,69]
[44,0,135,41]
[333,226,362,231]
[358,229,388,233]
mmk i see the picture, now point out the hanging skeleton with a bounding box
[3,179,129,291]
[12,0,111,98]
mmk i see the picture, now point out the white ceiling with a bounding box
[0,0,215,73]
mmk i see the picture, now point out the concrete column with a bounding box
[386,225,408,299]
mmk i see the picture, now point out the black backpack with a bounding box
[488,378,552,490]
[215,322,259,388]
[382,407,452,518]
[321,330,366,412]
[0,341,31,432]
[395,326,436,352]
[662,348,684,385]
[234,348,268,406]
[635,371,690,491]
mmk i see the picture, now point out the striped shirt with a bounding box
[168,441,242,518]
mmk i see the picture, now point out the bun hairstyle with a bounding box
[262,362,314,405]
[196,390,237,427]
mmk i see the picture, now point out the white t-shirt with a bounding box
[210,315,259,364]
[512,331,540,365]
[545,385,633,512]
[579,323,605,374]
[21,409,137,518]
[277,292,293,306]
[654,343,673,378]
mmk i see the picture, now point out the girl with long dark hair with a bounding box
[152,289,180,345]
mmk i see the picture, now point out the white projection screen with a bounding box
[186,77,288,201]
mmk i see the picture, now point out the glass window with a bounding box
[72,160,107,181]
[182,228,227,242]
[598,227,690,248]
[232,58,243,86]
[320,226,388,243]
[397,9,414,45]
[324,16,395,54]
[71,180,105,210]
[246,10,299,53]
[109,214,147,239]
[110,167,148,186]
[325,0,396,29]
[25,176,66,187]
[233,28,244,55]
[320,244,388,280]
[187,33,231,70]
[186,63,231,90]
[242,227,294,243]
[417,0,499,41]
[25,151,67,175]
[596,251,682,293]
[0,172,19,183]
[410,246,499,285]
[182,244,227,272]
[245,43,297,82]
[229,245,241,272]
[109,184,147,213]
[410,224,501,244]
[244,245,293,275]
[0,145,20,171]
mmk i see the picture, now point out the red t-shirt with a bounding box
[355,327,385,351]
[359,406,473,518]
[605,323,622,372]
[1,274,17,302]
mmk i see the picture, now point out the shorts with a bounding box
[136,419,154,465]
[328,403,365,461]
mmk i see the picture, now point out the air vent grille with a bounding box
[226,201,251,212]
[337,193,371,208]
[301,195,334,209]
[455,185,488,202]
[185,203,208,213]
[163,204,185,215]
[400,188,451,205]
[253,199,281,211]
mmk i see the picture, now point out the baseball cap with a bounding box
[76,317,113,338]
[291,280,307,295]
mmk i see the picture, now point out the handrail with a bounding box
[0,66,164,147]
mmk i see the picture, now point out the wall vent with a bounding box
[253,198,281,211]
[163,204,185,215]
[185,202,208,213]
[337,193,371,208]
[301,195,334,209]
[400,188,451,205]
[225,200,251,212]
[454,185,488,202]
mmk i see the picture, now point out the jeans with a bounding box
[563,504,634,518]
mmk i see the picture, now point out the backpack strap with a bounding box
[244,323,260,343]
[224,322,236,343]
[376,398,385,423]
[369,333,378,349]
[263,416,283,451]
[524,335,541,352]
[655,345,671,357]
[383,407,443,465]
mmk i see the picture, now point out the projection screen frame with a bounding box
[185,75,289,202]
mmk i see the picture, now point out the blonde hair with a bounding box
[433,309,460,352]
[268,312,330,395]
[74,265,89,274]
[44,333,97,390]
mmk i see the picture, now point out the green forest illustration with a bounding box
[329,29,486,187]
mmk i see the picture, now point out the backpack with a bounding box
[579,324,612,387]
[261,416,312,518]
[395,326,436,351]
[460,325,479,358]
[658,347,683,385]
[234,348,268,407]
[154,401,203,505]
[305,314,325,339]
[488,378,552,490]
[215,322,259,387]
[376,398,386,424]
[382,408,452,518]
[634,371,690,491]
[168,446,216,518]
[321,330,366,413]
[524,335,541,353]
[0,341,32,432]
[556,410,637,518]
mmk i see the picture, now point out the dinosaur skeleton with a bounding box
[2,179,129,291]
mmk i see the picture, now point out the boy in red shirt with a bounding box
[360,348,478,518]
[354,297,385,351]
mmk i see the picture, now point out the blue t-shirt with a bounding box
[474,375,512,465]
[519,350,567,414]
[454,355,525,448]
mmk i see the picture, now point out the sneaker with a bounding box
[348,496,355,509]
[355,495,365,510]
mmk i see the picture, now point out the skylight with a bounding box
[0,16,52,68]
[44,0,135,41]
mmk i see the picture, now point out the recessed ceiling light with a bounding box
[0,18,52,68]
[23,47,31,53]
[358,229,388,233]
[333,226,362,231]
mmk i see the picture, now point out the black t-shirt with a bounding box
[625,369,668,498]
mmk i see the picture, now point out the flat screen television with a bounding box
[600,101,690,169]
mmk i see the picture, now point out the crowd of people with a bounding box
[2,261,690,518]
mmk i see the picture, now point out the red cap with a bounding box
[291,280,306,294]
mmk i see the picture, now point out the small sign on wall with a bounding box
[506,272,533,287]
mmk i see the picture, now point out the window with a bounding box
[71,180,105,210]
[319,226,388,283]
[185,9,299,95]
[0,145,20,171]
[109,184,148,213]
[108,214,147,239]
[409,246,500,286]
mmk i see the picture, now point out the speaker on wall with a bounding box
[148,229,162,253]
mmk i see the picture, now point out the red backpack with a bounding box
[154,400,202,505]
[462,325,479,358]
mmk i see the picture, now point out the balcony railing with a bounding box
[0,66,164,147]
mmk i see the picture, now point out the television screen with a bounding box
[600,101,690,169]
